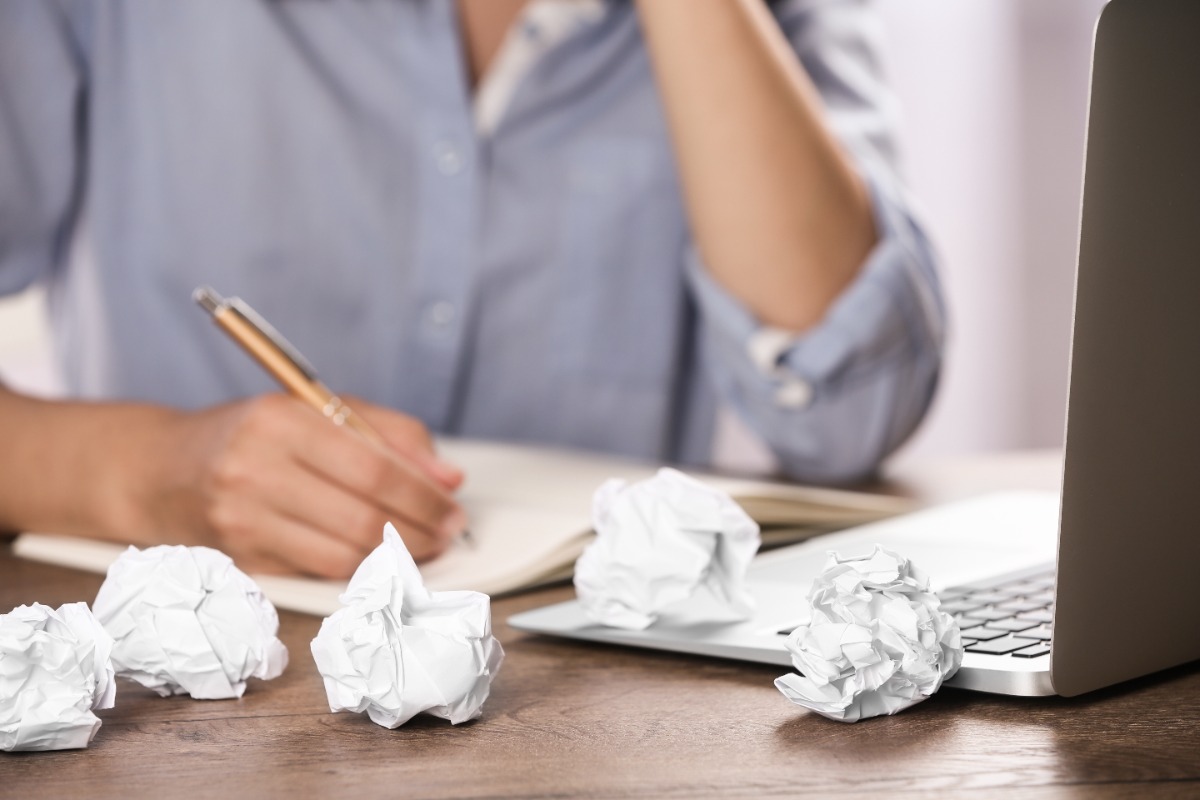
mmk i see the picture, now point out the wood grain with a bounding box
[1,547,1198,799]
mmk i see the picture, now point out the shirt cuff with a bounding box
[684,177,942,412]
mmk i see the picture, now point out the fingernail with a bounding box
[441,508,467,540]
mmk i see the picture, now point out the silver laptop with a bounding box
[509,0,1200,698]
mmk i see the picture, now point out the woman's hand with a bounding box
[0,387,465,580]
[129,394,466,578]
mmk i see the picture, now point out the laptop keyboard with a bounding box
[940,569,1055,659]
[775,567,1055,660]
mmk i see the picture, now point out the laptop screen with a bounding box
[1052,0,1200,696]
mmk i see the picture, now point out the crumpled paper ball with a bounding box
[310,523,504,728]
[0,602,116,751]
[93,545,288,700]
[574,468,762,630]
[774,545,962,722]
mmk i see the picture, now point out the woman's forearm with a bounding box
[0,384,466,577]
[635,0,877,332]
[0,387,178,542]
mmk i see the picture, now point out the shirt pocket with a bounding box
[553,137,688,386]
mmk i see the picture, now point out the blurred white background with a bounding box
[0,0,1109,462]
[880,0,1108,463]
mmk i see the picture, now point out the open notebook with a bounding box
[13,438,913,616]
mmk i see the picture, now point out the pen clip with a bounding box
[193,285,321,382]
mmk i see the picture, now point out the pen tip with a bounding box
[193,286,222,314]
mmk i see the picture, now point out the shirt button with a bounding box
[774,378,814,410]
[433,141,464,176]
[425,301,456,329]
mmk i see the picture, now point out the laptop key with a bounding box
[1000,577,1049,592]
[1022,575,1056,590]
[959,625,1009,641]
[985,617,1040,633]
[1018,609,1054,624]
[1011,644,1052,658]
[940,600,982,615]
[965,635,1040,655]
[964,608,1015,622]
[963,591,1016,605]
[1021,624,1053,641]
[997,599,1045,613]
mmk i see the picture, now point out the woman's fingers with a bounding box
[351,397,466,490]
[175,393,464,578]
[254,457,450,563]
[289,411,465,544]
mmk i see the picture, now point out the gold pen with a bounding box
[193,285,473,546]
[193,285,386,445]
[193,284,472,546]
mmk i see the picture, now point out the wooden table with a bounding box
[3,452,1199,798]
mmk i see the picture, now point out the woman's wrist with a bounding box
[0,388,184,545]
[83,402,194,547]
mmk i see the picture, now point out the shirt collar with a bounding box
[474,0,609,137]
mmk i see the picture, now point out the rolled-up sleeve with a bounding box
[0,1,85,296]
[685,0,945,484]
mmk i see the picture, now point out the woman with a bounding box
[0,0,942,577]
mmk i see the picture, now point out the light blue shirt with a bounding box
[0,0,944,483]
